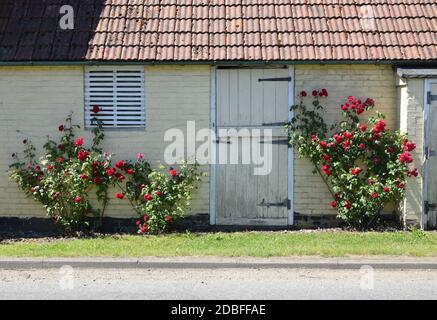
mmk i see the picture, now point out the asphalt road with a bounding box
[1,267,436,300]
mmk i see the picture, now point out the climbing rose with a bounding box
[320,88,328,97]
[323,154,330,161]
[300,91,307,97]
[77,150,89,161]
[144,194,153,201]
[312,90,318,97]
[125,168,134,175]
[409,168,419,177]
[319,141,327,149]
[74,196,81,203]
[373,120,386,134]
[116,193,125,199]
[58,125,65,132]
[359,143,366,150]
[115,160,124,169]
[399,152,413,164]
[169,169,178,177]
[404,142,416,152]
[371,193,379,199]
[75,137,84,147]
[384,187,390,193]
[322,164,332,176]
[106,168,116,176]
[351,167,363,175]
[115,173,125,182]
[92,106,100,114]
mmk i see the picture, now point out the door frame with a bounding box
[423,78,437,229]
[209,65,295,225]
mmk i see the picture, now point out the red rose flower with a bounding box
[125,168,134,175]
[144,194,153,201]
[57,157,64,163]
[139,225,149,234]
[359,143,366,150]
[334,193,341,201]
[165,215,174,223]
[370,193,378,199]
[322,164,332,176]
[329,201,337,208]
[135,220,141,226]
[115,160,124,169]
[343,132,354,140]
[58,125,65,132]
[399,152,413,164]
[383,187,390,193]
[116,193,125,199]
[322,154,330,161]
[155,191,162,196]
[365,98,375,107]
[75,137,84,147]
[74,196,81,203]
[351,167,363,175]
[115,173,125,182]
[398,182,406,189]
[343,140,351,150]
[106,168,116,176]
[311,134,318,142]
[93,177,101,184]
[80,174,88,180]
[386,146,394,153]
[169,169,178,177]
[144,215,150,222]
[345,201,352,210]
[404,142,416,152]
[360,124,367,132]
[77,149,89,161]
[312,90,318,97]
[92,105,100,114]
[319,141,327,149]
[409,168,419,177]
[300,91,307,97]
[341,104,349,111]
[320,88,328,97]
[47,165,54,171]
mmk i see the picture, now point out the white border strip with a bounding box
[209,66,217,225]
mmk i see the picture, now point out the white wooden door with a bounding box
[215,68,290,226]
[426,81,437,227]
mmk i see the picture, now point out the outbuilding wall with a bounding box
[0,65,211,219]
[0,64,413,228]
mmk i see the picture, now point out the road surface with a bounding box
[1,266,436,300]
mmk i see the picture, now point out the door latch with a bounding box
[258,198,290,208]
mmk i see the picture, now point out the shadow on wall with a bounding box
[0,0,106,61]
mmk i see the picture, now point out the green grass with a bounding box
[1,231,437,258]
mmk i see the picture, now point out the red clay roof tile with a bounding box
[0,0,435,62]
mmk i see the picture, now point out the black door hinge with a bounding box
[258,77,291,82]
[427,91,437,104]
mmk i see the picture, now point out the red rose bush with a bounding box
[9,113,202,234]
[287,90,417,228]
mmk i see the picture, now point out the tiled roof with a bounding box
[0,0,436,62]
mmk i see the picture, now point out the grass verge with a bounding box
[0,231,436,258]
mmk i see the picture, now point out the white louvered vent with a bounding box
[85,67,145,128]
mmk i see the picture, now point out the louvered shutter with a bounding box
[85,67,145,128]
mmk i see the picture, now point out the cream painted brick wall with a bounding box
[294,64,397,216]
[0,65,210,219]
